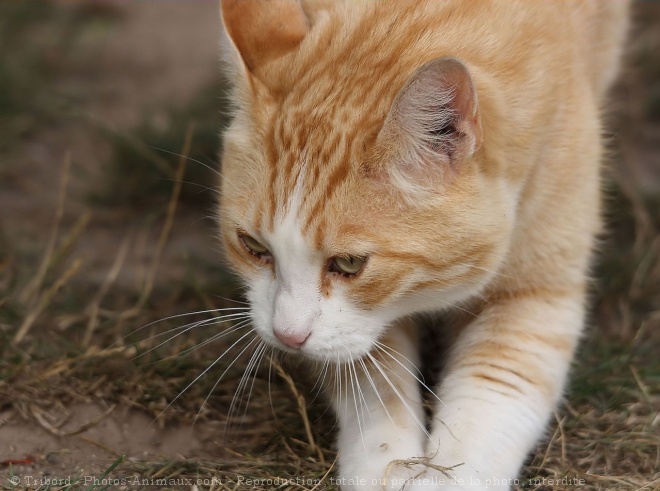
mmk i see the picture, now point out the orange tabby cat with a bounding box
[217,1,629,489]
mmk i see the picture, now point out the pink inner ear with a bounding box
[397,58,482,157]
[221,0,310,74]
[439,61,482,151]
[369,58,483,193]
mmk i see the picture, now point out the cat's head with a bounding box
[217,0,513,362]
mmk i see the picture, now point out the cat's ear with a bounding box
[375,57,482,192]
[220,0,309,81]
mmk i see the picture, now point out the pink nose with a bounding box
[273,329,310,349]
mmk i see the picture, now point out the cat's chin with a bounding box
[274,342,374,365]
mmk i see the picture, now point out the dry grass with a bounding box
[0,1,659,490]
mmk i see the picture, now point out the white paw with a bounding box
[337,439,426,490]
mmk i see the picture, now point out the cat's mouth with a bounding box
[272,338,374,365]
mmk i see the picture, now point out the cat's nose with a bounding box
[273,328,310,349]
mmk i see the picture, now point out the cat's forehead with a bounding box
[264,192,376,264]
[247,107,374,240]
[262,158,355,251]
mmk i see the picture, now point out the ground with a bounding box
[0,1,658,490]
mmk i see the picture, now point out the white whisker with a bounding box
[150,311,250,340]
[228,340,266,423]
[136,322,252,368]
[149,145,221,177]
[211,295,250,306]
[132,314,251,360]
[265,350,278,428]
[135,307,250,331]
[194,334,260,423]
[176,319,253,358]
[374,340,424,378]
[155,329,255,423]
[348,360,366,451]
[367,353,433,443]
[375,344,446,407]
[352,360,372,425]
[240,342,269,421]
[309,359,331,407]
[359,357,395,429]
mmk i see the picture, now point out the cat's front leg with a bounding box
[331,320,427,491]
[400,292,584,491]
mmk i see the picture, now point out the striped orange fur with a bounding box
[217,1,629,489]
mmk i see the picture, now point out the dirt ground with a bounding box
[0,1,658,490]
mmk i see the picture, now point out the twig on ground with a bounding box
[18,152,71,306]
[271,357,325,464]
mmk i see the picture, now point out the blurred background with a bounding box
[0,1,658,490]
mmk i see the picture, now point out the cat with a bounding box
[216,0,629,489]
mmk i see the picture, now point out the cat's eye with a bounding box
[329,255,367,277]
[239,233,271,258]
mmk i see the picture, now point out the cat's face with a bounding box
[217,0,514,363]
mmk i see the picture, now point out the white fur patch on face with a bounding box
[245,178,387,362]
